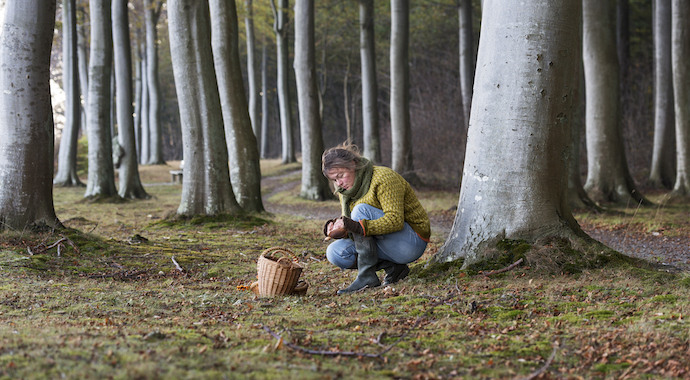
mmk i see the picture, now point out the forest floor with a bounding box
[0,160,689,379]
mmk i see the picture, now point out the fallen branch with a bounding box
[476,258,524,277]
[88,270,147,279]
[515,341,559,380]
[171,256,183,272]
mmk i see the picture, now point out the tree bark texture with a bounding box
[359,0,380,163]
[134,39,143,160]
[77,23,89,134]
[145,0,164,164]
[113,0,148,199]
[85,0,118,198]
[209,0,264,212]
[433,0,584,265]
[582,0,649,206]
[271,0,296,164]
[671,0,690,195]
[390,0,414,176]
[168,0,241,216]
[260,40,269,159]
[54,0,84,187]
[458,0,474,131]
[244,0,260,147]
[294,0,330,201]
[0,0,61,230]
[139,42,150,165]
[650,0,676,189]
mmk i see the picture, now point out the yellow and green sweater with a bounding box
[341,166,431,242]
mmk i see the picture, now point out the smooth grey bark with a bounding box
[649,0,676,189]
[139,42,150,165]
[582,0,649,206]
[458,0,474,130]
[671,0,690,195]
[359,0,380,163]
[260,40,269,159]
[134,38,143,160]
[168,0,241,216]
[433,0,585,265]
[294,0,330,201]
[113,0,148,199]
[390,0,414,177]
[77,23,89,134]
[54,0,84,187]
[145,0,164,165]
[245,0,260,147]
[0,0,60,231]
[270,0,296,164]
[110,64,116,137]
[84,0,118,199]
[209,0,264,212]
[617,0,630,79]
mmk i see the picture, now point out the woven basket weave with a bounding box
[257,247,303,296]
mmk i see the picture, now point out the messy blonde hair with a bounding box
[321,142,368,176]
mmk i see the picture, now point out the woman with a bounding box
[322,143,430,294]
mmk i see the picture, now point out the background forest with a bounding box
[49,0,654,189]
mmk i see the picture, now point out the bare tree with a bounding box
[582,0,649,206]
[209,0,264,212]
[671,0,690,195]
[433,0,587,265]
[649,0,676,189]
[260,39,270,159]
[359,0,380,163]
[168,0,242,216]
[113,0,149,199]
[245,0,260,147]
[270,0,296,164]
[458,0,474,130]
[295,0,330,200]
[145,0,165,165]
[0,0,61,230]
[84,0,118,199]
[54,0,84,187]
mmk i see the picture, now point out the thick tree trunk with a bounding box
[209,0,264,212]
[168,0,241,216]
[140,43,150,165]
[649,0,676,189]
[0,0,61,230]
[145,0,164,165]
[433,0,585,265]
[671,0,690,195]
[260,40,269,159]
[271,0,296,164]
[582,0,649,206]
[390,0,415,177]
[359,0,380,163]
[294,0,330,201]
[84,0,118,199]
[245,0,260,147]
[617,0,630,80]
[54,0,84,187]
[77,23,89,135]
[113,0,148,199]
[458,0,474,131]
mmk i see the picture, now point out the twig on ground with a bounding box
[88,270,147,279]
[171,256,183,272]
[515,341,559,380]
[476,258,524,277]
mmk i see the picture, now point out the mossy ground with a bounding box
[0,162,689,379]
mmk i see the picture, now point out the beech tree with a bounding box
[582,0,649,206]
[144,0,164,165]
[671,0,690,195]
[270,0,296,164]
[54,0,84,187]
[245,0,261,145]
[260,41,270,159]
[433,0,586,265]
[84,0,118,199]
[649,0,676,189]
[0,0,61,230]
[209,0,264,212]
[458,0,474,130]
[295,0,330,200]
[113,0,148,199]
[358,0,380,163]
[168,0,241,216]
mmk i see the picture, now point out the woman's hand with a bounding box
[323,218,349,239]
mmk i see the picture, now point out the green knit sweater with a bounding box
[341,166,431,241]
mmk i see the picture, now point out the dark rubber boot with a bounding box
[337,235,381,294]
[376,260,410,286]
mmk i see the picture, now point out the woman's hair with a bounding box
[322,142,367,175]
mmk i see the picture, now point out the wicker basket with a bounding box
[257,247,303,296]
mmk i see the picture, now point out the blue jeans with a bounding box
[326,204,428,269]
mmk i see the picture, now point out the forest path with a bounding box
[261,171,690,271]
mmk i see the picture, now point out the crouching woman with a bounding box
[322,143,430,294]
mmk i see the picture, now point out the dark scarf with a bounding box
[337,158,374,218]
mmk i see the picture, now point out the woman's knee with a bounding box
[351,204,383,221]
[326,244,355,269]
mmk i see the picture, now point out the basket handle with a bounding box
[260,247,299,263]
